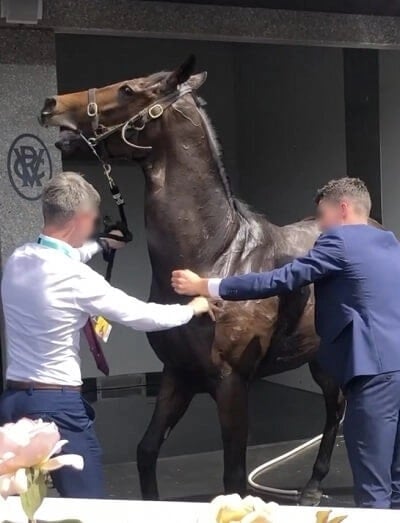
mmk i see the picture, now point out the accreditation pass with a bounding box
[93,316,112,343]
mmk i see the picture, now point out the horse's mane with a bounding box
[196,103,258,223]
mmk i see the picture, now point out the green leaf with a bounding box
[20,469,47,520]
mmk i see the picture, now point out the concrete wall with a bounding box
[0,28,62,379]
[0,29,62,262]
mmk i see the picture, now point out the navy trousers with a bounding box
[344,371,400,508]
[0,388,105,499]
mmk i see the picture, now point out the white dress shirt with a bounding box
[208,278,222,299]
[1,235,193,386]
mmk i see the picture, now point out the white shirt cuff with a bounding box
[76,241,102,263]
[208,278,222,299]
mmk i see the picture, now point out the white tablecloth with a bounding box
[1,497,399,522]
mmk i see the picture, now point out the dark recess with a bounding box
[163,0,400,17]
[343,49,382,221]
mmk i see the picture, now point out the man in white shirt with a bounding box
[0,172,209,499]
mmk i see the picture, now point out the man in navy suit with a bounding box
[172,177,400,509]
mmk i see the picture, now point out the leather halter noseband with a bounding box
[84,83,193,152]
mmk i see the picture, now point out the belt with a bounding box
[6,380,81,392]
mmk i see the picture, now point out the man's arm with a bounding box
[172,231,345,300]
[76,241,102,263]
[74,266,209,331]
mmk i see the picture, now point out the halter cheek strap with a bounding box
[87,88,99,134]
[83,84,193,152]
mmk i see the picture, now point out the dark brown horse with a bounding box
[40,56,345,505]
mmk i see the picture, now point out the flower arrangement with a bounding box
[199,495,348,523]
[0,418,83,523]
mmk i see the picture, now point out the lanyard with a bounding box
[37,236,74,259]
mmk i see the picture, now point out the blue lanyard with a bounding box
[37,236,73,259]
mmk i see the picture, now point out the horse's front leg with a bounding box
[300,359,345,506]
[137,367,195,500]
[214,370,249,495]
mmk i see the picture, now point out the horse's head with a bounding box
[39,55,207,158]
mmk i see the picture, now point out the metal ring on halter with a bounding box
[121,119,152,151]
[87,102,98,117]
[131,118,146,131]
[148,104,164,119]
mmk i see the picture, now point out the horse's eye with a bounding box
[120,84,134,97]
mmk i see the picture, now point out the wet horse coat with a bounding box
[40,57,345,504]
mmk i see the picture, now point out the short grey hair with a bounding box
[315,177,371,216]
[42,172,100,225]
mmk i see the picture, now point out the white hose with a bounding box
[247,433,323,497]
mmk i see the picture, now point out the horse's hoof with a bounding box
[299,489,323,506]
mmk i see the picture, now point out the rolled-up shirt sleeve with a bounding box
[208,278,222,299]
[74,266,193,331]
[76,241,102,263]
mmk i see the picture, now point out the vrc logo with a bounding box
[7,134,52,200]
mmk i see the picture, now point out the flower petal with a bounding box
[11,468,28,494]
[0,475,12,499]
[42,439,69,464]
[40,454,84,472]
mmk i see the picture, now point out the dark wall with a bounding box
[380,50,400,237]
[235,45,346,224]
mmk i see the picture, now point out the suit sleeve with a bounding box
[219,231,345,301]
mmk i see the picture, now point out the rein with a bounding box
[78,83,193,283]
[80,131,128,282]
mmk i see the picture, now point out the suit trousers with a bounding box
[344,371,400,508]
[0,388,105,499]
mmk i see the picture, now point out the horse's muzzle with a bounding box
[54,129,84,155]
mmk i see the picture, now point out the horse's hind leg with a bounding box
[300,359,345,506]
[137,367,195,500]
[214,371,249,496]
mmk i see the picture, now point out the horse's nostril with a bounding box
[42,97,56,114]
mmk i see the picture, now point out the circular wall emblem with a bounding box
[7,133,52,201]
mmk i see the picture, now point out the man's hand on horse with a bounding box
[171,269,210,297]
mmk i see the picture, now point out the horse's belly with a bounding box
[211,289,319,379]
[146,318,218,374]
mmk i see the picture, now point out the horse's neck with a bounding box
[142,116,238,272]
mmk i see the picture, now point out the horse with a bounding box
[39,55,345,505]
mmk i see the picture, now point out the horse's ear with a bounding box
[163,54,197,91]
[187,72,207,91]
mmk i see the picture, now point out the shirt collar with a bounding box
[37,234,80,261]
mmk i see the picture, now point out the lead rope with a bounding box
[79,132,129,283]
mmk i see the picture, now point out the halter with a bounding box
[84,83,193,151]
[77,82,193,284]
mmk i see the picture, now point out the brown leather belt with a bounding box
[6,380,81,392]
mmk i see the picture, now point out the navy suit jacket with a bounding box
[219,224,400,386]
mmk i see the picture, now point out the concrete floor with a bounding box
[103,434,353,507]
[49,380,354,506]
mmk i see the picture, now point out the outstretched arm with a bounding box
[75,266,210,332]
[172,231,345,300]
